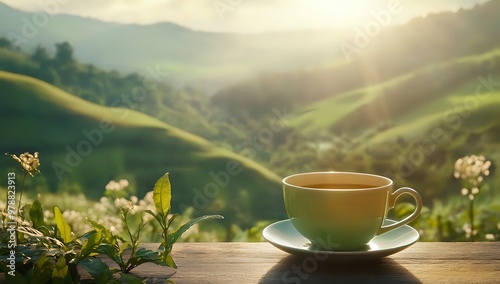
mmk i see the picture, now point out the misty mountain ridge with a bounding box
[0,2,350,91]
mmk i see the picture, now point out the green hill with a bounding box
[272,49,500,201]
[291,49,500,135]
[0,71,285,227]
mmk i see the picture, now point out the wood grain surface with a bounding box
[127,242,500,283]
[4,242,499,283]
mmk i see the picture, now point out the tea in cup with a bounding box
[282,171,423,250]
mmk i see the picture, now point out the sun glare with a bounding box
[294,1,382,28]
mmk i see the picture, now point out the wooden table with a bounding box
[123,242,500,283]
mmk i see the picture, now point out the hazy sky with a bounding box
[1,0,490,33]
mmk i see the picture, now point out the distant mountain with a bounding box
[212,0,500,121]
[0,70,285,227]
[0,2,347,91]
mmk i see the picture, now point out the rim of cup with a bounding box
[282,171,393,192]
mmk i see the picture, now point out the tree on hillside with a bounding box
[54,42,78,85]
[0,37,17,51]
[30,45,61,85]
[31,45,51,65]
[54,42,75,66]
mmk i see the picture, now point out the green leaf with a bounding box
[87,218,107,232]
[164,254,177,269]
[54,207,72,244]
[167,215,224,246]
[80,229,102,257]
[30,254,54,284]
[119,241,130,255]
[134,247,159,260]
[0,261,28,283]
[119,273,146,284]
[78,257,111,283]
[144,209,163,225]
[153,173,171,216]
[52,256,70,284]
[29,200,45,229]
[154,251,177,269]
[95,243,124,267]
[87,218,124,244]
[128,248,162,268]
[34,225,50,236]
[94,243,116,257]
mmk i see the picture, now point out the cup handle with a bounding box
[377,187,423,235]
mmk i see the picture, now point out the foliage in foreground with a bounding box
[394,155,499,242]
[0,152,223,283]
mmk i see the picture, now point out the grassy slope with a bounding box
[367,86,500,145]
[289,74,411,133]
[285,49,500,200]
[290,49,500,136]
[0,71,285,227]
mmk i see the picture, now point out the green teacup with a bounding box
[282,172,423,251]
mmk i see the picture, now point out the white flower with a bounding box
[130,196,138,205]
[471,187,479,195]
[105,179,130,192]
[63,209,91,235]
[462,224,478,239]
[454,159,463,177]
[114,197,131,209]
[485,234,495,241]
[44,210,53,220]
[463,224,471,233]
[97,215,123,234]
[461,188,468,196]
[105,180,121,191]
[454,155,492,198]
[483,161,492,170]
[119,179,129,188]
[95,197,111,213]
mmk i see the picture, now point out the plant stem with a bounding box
[122,209,138,272]
[469,198,475,242]
[436,214,443,241]
[17,171,27,217]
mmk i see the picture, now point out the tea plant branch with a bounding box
[469,198,475,242]
[17,171,26,216]
[149,173,224,268]
[454,155,492,241]
[84,173,223,277]
[1,152,224,283]
[5,152,41,216]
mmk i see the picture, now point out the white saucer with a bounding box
[262,219,419,261]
